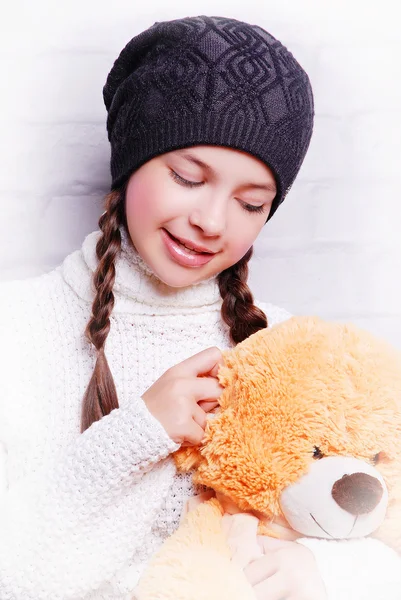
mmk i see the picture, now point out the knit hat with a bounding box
[103,15,314,221]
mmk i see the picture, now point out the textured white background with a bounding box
[1,0,400,346]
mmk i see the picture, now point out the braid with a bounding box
[80,187,127,433]
[218,246,268,344]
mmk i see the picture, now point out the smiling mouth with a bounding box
[310,513,358,539]
[309,514,334,538]
[166,230,216,254]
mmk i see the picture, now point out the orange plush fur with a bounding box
[135,316,401,600]
[175,316,401,551]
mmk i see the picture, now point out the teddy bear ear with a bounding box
[173,446,202,472]
[216,353,237,409]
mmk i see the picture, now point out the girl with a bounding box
[0,14,400,600]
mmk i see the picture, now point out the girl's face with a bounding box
[125,145,277,287]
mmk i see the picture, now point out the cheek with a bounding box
[125,178,161,226]
[228,239,252,262]
[226,217,264,260]
[126,172,185,227]
[127,195,150,224]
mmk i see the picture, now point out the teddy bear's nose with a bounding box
[331,472,384,515]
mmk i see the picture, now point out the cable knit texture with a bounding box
[0,227,399,600]
[102,15,314,219]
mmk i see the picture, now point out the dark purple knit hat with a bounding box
[103,15,314,220]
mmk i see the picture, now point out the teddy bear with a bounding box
[135,315,401,600]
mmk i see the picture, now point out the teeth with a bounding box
[176,239,202,254]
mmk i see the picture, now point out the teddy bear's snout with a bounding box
[279,456,389,539]
[331,472,384,515]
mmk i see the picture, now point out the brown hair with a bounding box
[81,185,268,433]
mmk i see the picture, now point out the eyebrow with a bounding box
[173,150,277,194]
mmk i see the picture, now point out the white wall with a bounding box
[1,0,401,347]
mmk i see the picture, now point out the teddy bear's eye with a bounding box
[372,453,380,465]
[372,451,389,465]
[313,446,325,459]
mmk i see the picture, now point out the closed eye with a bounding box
[239,202,268,214]
[169,169,268,215]
[169,169,202,188]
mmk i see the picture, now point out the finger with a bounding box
[244,555,278,586]
[252,572,288,600]
[198,399,220,412]
[173,346,224,378]
[191,377,224,403]
[207,356,225,378]
[192,404,207,431]
[184,420,206,446]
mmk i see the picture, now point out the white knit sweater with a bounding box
[0,227,400,600]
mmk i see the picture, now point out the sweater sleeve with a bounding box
[0,397,180,600]
[297,533,401,599]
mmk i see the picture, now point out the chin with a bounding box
[153,260,215,288]
[157,269,208,288]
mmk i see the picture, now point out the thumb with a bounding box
[207,358,224,379]
[198,399,220,412]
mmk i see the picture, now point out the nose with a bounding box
[189,195,227,237]
[331,472,384,515]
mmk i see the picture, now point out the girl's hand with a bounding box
[245,537,328,600]
[142,346,224,446]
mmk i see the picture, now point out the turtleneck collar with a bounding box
[61,225,222,315]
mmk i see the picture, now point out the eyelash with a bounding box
[168,169,267,215]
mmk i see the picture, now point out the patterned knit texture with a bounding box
[0,229,399,599]
[103,15,314,219]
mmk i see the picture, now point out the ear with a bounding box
[173,446,203,472]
